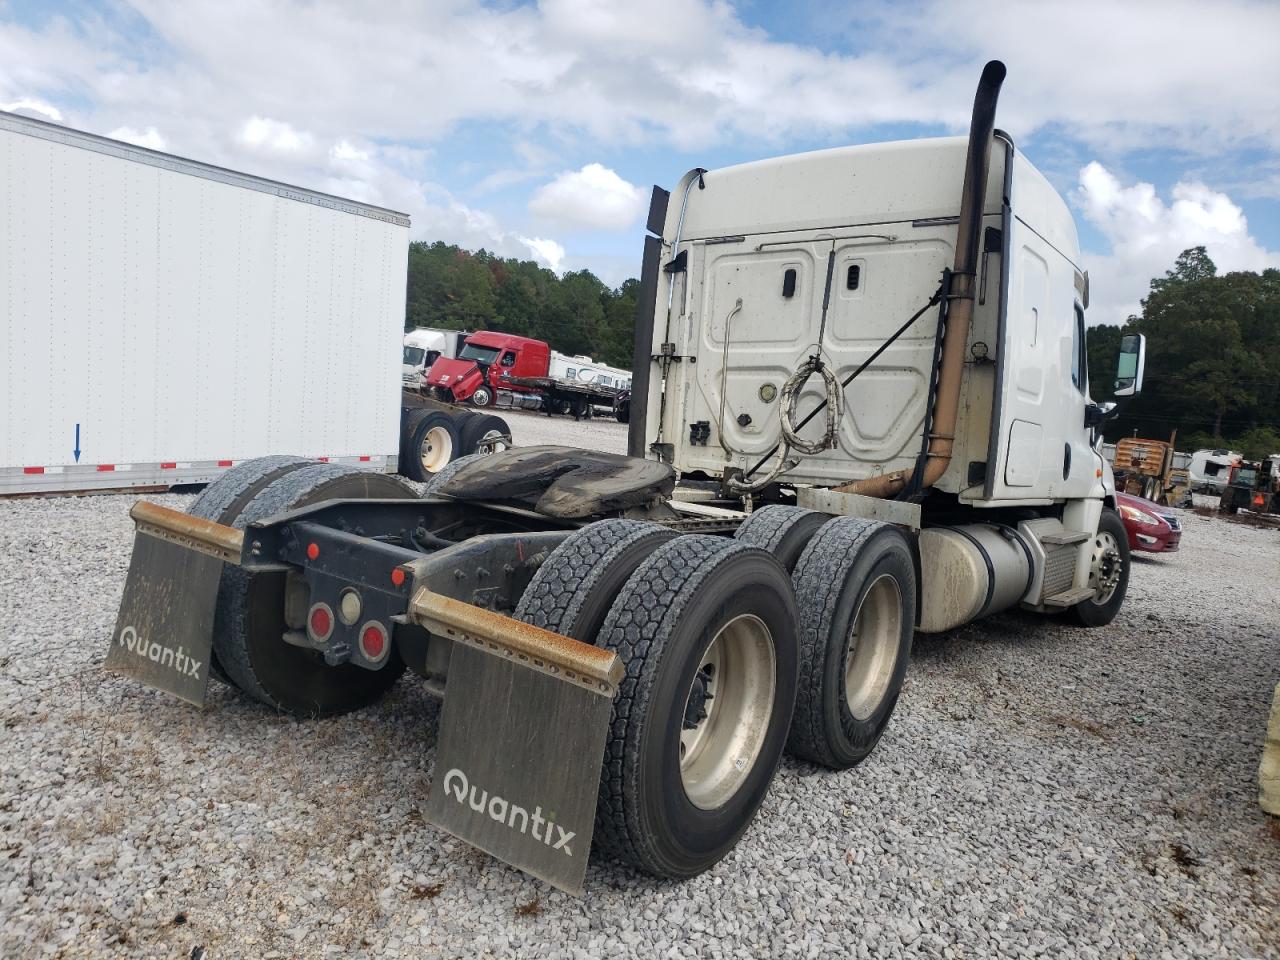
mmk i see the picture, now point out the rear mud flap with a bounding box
[105,529,223,706]
[414,589,619,895]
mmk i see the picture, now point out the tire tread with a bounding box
[514,519,673,636]
[788,517,882,767]
[593,536,765,872]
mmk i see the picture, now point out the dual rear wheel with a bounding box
[192,464,916,879]
[399,409,512,481]
[513,507,917,879]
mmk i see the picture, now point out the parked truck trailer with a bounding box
[0,111,499,494]
[108,62,1146,894]
[0,109,410,496]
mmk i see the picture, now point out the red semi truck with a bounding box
[424,330,621,417]
[424,331,549,408]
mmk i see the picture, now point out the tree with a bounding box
[402,240,639,370]
[1085,323,1124,397]
[1093,247,1280,450]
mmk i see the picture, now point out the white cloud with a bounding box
[330,139,369,163]
[405,184,566,270]
[528,164,646,230]
[2,0,1278,287]
[2,1,1279,156]
[1,98,63,122]
[238,116,313,154]
[519,236,567,271]
[107,125,165,150]
[1076,162,1280,325]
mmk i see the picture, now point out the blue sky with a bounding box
[1,0,1277,326]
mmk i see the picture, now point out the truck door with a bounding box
[986,216,1096,500]
[1061,301,1100,499]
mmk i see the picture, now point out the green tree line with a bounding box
[404,241,639,369]
[1087,247,1280,459]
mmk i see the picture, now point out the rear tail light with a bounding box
[359,621,389,662]
[308,603,335,643]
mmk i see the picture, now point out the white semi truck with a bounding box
[403,327,467,390]
[0,109,410,496]
[107,62,1146,895]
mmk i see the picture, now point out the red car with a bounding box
[1116,491,1181,553]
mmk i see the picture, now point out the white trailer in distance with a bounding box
[548,352,632,391]
[0,109,409,496]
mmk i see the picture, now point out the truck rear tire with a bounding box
[513,519,675,641]
[188,455,312,526]
[211,464,415,716]
[402,411,461,481]
[733,505,830,574]
[188,455,315,685]
[459,413,512,456]
[787,517,916,770]
[420,452,486,496]
[591,536,799,879]
[1068,508,1130,627]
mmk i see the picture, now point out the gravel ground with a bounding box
[1,430,1277,958]
[500,407,629,454]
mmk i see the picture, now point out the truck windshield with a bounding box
[459,343,502,365]
[403,346,426,365]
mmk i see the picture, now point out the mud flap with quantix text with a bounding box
[105,504,241,706]
[415,590,619,895]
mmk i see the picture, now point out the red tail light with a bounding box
[359,622,388,661]
[308,603,334,642]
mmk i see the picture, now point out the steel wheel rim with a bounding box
[1088,530,1123,604]
[679,614,776,810]
[475,429,509,455]
[473,388,491,406]
[843,574,901,721]
[419,426,453,474]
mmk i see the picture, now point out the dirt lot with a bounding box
[1,420,1277,959]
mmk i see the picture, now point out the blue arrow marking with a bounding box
[73,423,81,463]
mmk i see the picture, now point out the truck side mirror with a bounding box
[1114,334,1146,397]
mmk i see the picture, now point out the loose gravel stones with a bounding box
[1,446,1277,957]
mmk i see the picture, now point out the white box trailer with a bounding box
[548,351,631,391]
[0,109,410,496]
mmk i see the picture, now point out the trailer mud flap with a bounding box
[412,588,621,895]
[106,530,222,706]
[105,502,246,706]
